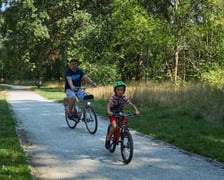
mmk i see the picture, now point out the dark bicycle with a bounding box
[105,112,138,164]
[64,88,98,134]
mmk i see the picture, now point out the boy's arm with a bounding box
[129,102,140,115]
[107,102,113,116]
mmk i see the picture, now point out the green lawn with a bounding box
[0,85,32,179]
[36,86,224,164]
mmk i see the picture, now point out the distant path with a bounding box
[5,85,224,180]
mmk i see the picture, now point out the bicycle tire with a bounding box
[120,130,133,164]
[65,110,78,129]
[106,124,116,153]
[83,106,98,134]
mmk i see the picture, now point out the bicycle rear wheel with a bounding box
[121,130,133,164]
[65,110,78,129]
[106,124,116,153]
[84,106,98,134]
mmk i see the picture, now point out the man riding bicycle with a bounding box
[64,58,96,119]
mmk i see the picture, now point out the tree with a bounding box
[143,0,224,84]
[1,0,97,81]
[105,0,151,81]
[0,0,224,85]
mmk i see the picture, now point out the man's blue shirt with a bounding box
[64,68,85,90]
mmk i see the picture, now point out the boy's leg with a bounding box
[107,121,116,140]
[105,117,116,149]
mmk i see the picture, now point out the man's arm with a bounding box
[66,76,76,90]
[82,74,96,87]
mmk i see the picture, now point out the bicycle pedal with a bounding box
[85,118,92,122]
[74,118,80,123]
[81,118,85,122]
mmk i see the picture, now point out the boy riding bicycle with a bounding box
[105,81,140,149]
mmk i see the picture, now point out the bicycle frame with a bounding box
[64,87,98,134]
[64,87,94,116]
[76,93,94,121]
[114,117,128,144]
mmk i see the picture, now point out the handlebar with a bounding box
[113,112,139,118]
[72,87,94,101]
[73,86,96,92]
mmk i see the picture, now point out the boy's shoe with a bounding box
[105,140,110,149]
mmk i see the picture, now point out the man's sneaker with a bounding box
[72,110,79,118]
[105,140,110,149]
[68,112,73,120]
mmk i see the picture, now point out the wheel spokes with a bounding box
[84,107,97,134]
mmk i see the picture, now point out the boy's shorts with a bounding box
[109,116,116,123]
[65,88,85,102]
[109,116,126,123]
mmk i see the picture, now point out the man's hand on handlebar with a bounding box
[91,82,97,87]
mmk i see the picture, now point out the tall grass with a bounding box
[89,81,224,123]
[36,80,224,123]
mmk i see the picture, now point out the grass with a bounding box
[0,85,32,179]
[35,81,224,164]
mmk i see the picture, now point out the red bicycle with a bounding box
[105,112,138,164]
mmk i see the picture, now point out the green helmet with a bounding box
[114,81,126,92]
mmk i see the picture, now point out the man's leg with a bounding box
[66,89,77,119]
[68,96,76,113]
[76,88,85,102]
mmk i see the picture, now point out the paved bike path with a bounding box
[6,85,224,180]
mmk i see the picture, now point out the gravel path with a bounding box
[6,85,224,180]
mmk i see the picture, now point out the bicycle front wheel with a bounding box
[121,130,133,164]
[65,110,78,129]
[84,106,98,134]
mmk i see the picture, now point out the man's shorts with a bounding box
[65,88,85,102]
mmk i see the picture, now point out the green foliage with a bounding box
[0,0,224,85]
[81,62,119,85]
[107,0,151,80]
[201,64,224,89]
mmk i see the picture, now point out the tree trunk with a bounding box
[135,54,142,81]
[174,45,179,84]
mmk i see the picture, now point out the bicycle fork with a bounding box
[115,128,123,145]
